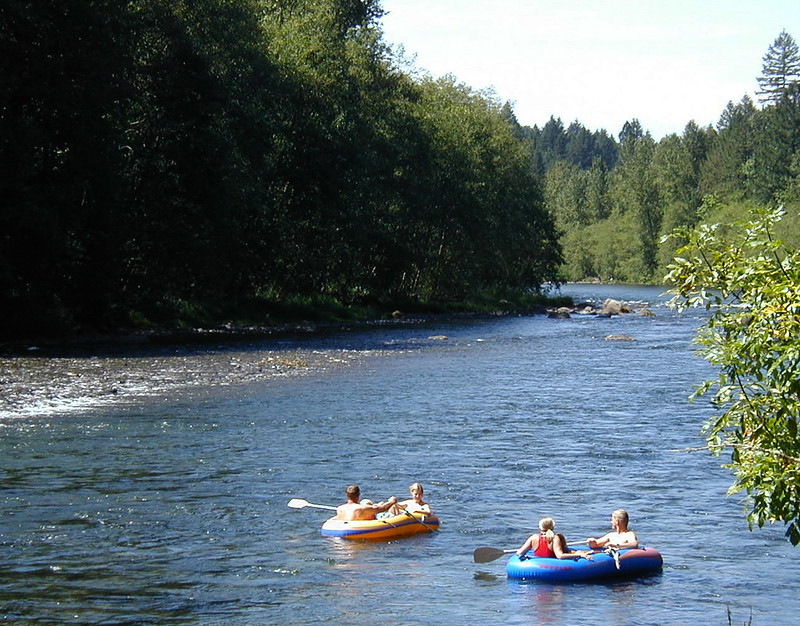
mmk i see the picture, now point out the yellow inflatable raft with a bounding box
[321,511,440,540]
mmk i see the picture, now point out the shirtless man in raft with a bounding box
[336,484,397,521]
[587,509,639,549]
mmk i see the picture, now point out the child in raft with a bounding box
[516,517,594,560]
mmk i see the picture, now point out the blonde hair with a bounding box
[538,517,555,542]
[410,482,423,496]
[612,509,629,526]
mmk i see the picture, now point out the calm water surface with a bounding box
[1,285,798,624]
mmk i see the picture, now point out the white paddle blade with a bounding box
[287,498,338,511]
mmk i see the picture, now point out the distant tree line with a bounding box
[0,0,562,338]
[532,29,800,283]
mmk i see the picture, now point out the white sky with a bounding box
[379,0,800,139]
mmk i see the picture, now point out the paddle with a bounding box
[473,547,516,563]
[473,542,591,563]
[287,498,338,512]
[402,509,438,532]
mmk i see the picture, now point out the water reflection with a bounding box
[508,578,650,624]
[510,582,571,624]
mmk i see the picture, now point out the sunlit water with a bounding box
[1,285,797,624]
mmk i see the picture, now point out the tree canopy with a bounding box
[0,0,562,338]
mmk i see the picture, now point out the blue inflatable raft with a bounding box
[506,546,663,582]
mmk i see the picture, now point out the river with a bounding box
[1,284,797,624]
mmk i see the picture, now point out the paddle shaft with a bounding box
[402,509,438,532]
[287,498,338,511]
[473,542,596,563]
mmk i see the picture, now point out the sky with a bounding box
[379,0,800,139]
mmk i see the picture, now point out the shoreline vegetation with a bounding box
[1,283,659,357]
[0,289,577,355]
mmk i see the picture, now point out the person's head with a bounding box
[611,509,629,530]
[346,484,361,502]
[539,517,555,541]
[409,482,424,499]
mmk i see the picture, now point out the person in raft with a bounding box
[516,517,594,560]
[388,482,432,516]
[587,509,639,550]
[336,485,397,521]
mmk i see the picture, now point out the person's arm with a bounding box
[587,532,611,549]
[373,496,398,513]
[553,535,593,560]
[516,534,536,557]
[395,498,412,511]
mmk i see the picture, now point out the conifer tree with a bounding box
[757,30,800,106]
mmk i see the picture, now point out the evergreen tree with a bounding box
[618,118,645,144]
[757,30,800,106]
[701,96,757,199]
[585,157,610,221]
[748,83,800,202]
[593,129,619,170]
[564,121,595,169]
[536,116,567,169]
[610,131,661,277]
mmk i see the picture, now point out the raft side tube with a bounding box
[506,546,662,582]
[321,512,440,540]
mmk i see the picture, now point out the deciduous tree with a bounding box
[665,206,800,545]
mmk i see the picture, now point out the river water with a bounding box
[1,284,798,625]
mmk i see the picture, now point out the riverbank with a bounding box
[5,284,660,421]
[1,288,654,420]
[0,301,563,419]
[0,293,572,357]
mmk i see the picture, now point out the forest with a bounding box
[532,31,800,283]
[1,1,798,339]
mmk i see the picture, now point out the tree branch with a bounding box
[671,442,800,464]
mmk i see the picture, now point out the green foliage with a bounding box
[665,206,800,544]
[0,0,562,339]
[747,84,800,203]
[700,97,757,200]
[558,212,647,282]
[5,7,798,338]
[610,131,662,276]
[524,117,618,172]
[405,76,561,299]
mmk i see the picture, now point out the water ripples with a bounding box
[2,285,799,624]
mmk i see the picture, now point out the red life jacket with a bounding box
[534,533,556,557]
